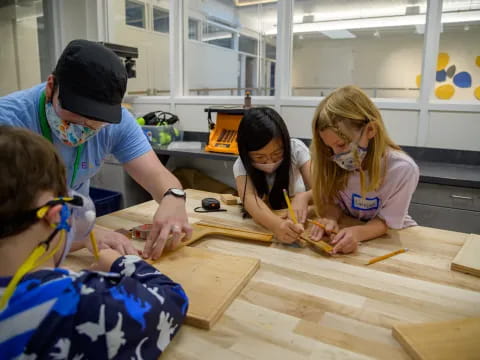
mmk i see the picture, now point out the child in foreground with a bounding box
[0,126,188,359]
[309,86,419,254]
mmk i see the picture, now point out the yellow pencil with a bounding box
[307,219,338,235]
[367,248,408,265]
[90,231,100,260]
[282,189,298,224]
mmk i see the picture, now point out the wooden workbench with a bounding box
[84,189,480,359]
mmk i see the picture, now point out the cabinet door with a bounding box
[409,203,480,234]
[412,183,480,212]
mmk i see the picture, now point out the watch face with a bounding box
[171,188,185,196]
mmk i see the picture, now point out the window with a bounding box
[188,18,200,40]
[432,1,480,101]
[186,0,277,96]
[153,7,169,33]
[0,0,57,96]
[111,0,170,95]
[125,0,146,29]
[202,22,235,49]
[291,0,427,98]
[239,35,258,55]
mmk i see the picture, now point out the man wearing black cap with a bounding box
[0,39,191,260]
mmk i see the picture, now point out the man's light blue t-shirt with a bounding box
[0,83,152,196]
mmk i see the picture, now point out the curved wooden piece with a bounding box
[181,222,273,248]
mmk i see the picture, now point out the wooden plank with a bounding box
[392,317,480,360]
[65,246,260,329]
[451,234,480,277]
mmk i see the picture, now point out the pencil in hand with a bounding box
[90,231,100,260]
[307,219,338,235]
[282,189,298,224]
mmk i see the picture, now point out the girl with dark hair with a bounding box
[233,107,312,244]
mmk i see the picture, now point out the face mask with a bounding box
[46,102,100,147]
[252,158,283,174]
[0,191,96,310]
[332,144,368,171]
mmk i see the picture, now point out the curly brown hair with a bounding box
[0,126,67,238]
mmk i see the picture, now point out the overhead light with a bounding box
[265,10,480,35]
[321,30,356,39]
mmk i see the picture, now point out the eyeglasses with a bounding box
[54,94,109,131]
[250,149,284,163]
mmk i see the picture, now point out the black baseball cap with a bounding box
[53,39,128,124]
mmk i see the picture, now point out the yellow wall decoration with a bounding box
[476,56,480,68]
[475,87,480,100]
[437,53,450,71]
[416,74,422,88]
[435,84,455,99]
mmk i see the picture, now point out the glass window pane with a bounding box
[239,35,258,55]
[202,22,234,49]
[433,1,480,101]
[188,18,200,40]
[186,0,277,96]
[291,0,426,98]
[0,0,50,96]
[153,7,169,33]
[125,0,146,29]
[111,0,170,96]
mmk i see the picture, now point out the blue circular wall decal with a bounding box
[453,72,472,88]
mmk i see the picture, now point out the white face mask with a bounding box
[252,158,283,174]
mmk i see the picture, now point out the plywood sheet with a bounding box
[392,317,480,360]
[65,246,260,329]
[451,234,480,277]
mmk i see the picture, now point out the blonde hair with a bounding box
[310,85,401,215]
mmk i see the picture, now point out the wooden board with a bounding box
[392,317,480,360]
[451,234,480,277]
[65,246,260,329]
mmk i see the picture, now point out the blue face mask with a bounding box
[45,102,100,147]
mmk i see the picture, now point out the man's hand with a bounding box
[143,196,192,260]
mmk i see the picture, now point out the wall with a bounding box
[0,12,42,96]
[292,33,424,98]
[185,41,239,94]
[292,28,480,101]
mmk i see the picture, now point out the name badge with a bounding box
[351,194,380,211]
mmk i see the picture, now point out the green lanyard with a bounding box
[38,91,84,188]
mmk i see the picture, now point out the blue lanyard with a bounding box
[38,91,84,188]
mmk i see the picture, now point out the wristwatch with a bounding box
[163,188,186,200]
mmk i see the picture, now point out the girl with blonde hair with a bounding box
[310,86,419,254]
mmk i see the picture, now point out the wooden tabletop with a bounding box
[92,189,480,359]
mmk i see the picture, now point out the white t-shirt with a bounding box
[233,138,310,195]
[336,150,419,229]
